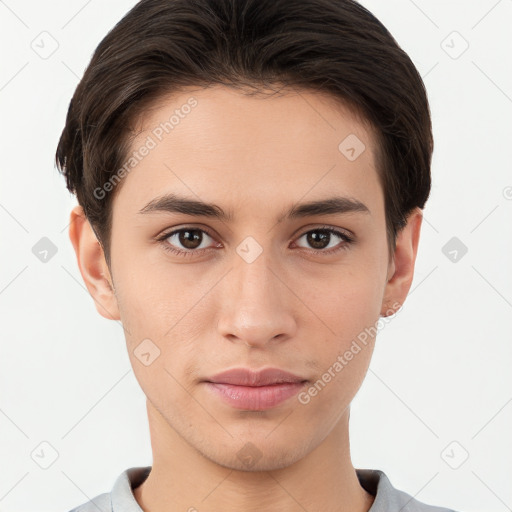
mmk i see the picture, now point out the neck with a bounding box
[133,401,374,512]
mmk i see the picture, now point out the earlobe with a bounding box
[68,205,120,321]
[380,208,423,317]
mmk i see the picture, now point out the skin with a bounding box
[69,85,422,512]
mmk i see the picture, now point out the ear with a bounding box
[68,205,120,321]
[380,207,423,317]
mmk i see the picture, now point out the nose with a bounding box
[216,249,298,349]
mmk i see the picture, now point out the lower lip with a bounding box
[204,381,307,410]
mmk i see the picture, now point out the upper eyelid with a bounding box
[159,225,353,246]
[159,225,217,241]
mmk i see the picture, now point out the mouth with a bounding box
[203,367,309,411]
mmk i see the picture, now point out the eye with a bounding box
[293,226,354,254]
[156,225,354,259]
[156,227,219,258]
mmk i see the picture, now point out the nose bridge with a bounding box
[216,243,296,346]
[233,247,277,304]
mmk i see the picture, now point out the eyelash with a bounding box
[156,225,354,258]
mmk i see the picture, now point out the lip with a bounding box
[203,367,308,411]
[205,367,307,386]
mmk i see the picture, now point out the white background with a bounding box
[1,1,511,511]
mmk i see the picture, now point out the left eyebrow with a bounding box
[282,196,370,222]
[137,193,370,222]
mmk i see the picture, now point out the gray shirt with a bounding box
[68,466,459,512]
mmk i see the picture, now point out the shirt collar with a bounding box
[109,466,427,512]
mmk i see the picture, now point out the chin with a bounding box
[198,433,312,472]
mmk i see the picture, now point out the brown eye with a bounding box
[305,230,331,249]
[295,227,353,253]
[157,227,218,257]
[174,229,205,249]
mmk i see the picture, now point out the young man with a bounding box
[56,0,460,511]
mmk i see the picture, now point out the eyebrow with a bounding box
[138,193,370,222]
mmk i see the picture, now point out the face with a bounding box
[71,85,421,471]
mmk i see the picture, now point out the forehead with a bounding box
[114,85,383,218]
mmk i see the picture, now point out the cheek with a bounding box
[128,356,195,424]
[298,319,376,419]
[298,266,381,396]
[304,266,383,337]
[112,250,193,338]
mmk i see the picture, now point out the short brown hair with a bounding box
[55,0,433,268]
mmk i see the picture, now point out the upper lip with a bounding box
[205,367,308,386]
